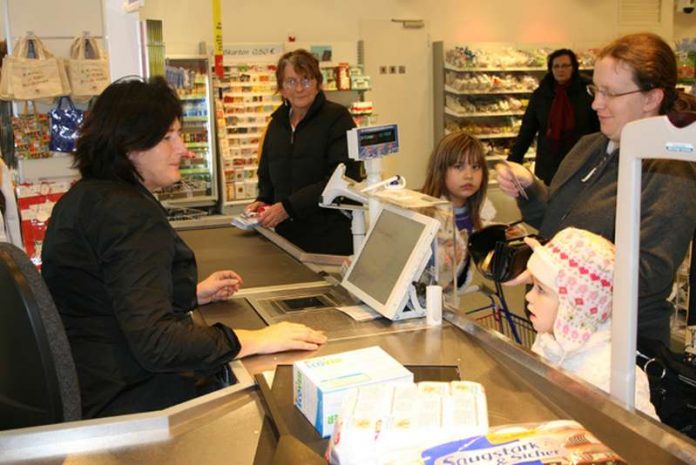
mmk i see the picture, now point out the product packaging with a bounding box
[293,346,413,437]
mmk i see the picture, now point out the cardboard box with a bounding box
[293,346,413,437]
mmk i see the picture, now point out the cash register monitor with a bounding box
[341,203,440,320]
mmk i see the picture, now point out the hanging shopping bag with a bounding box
[67,35,111,98]
[11,101,50,159]
[48,96,83,152]
[0,33,71,101]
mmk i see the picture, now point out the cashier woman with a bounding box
[41,77,326,419]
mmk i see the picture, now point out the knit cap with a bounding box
[526,227,615,352]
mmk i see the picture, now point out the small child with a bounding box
[524,227,657,418]
[422,131,496,290]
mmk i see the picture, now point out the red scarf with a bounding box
[546,82,575,152]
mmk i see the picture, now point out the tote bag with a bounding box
[12,101,50,159]
[0,34,71,101]
[48,96,84,152]
[67,36,111,98]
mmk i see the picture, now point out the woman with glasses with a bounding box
[496,32,696,345]
[246,49,362,255]
[508,49,599,185]
[41,77,326,418]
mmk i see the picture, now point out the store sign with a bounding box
[212,0,223,77]
[222,43,284,64]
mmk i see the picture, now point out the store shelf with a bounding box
[445,107,525,118]
[445,85,534,95]
[182,116,209,122]
[445,63,546,72]
[161,55,218,208]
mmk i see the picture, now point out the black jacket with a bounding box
[508,73,599,185]
[42,179,241,418]
[257,91,361,255]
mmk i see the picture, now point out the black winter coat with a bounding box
[257,91,361,255]
[508,73,599,185]
[42,179,241,418]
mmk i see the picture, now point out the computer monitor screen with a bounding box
[341,203,440,320]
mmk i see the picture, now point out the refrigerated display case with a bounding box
[161,56,218,208]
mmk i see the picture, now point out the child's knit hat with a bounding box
[526,227,615,352]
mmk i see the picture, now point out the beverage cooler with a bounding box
[161,56,218,208]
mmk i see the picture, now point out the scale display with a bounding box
[347,124,399,160]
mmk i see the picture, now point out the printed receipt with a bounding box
[336,304,382,321]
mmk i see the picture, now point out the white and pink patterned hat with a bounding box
[527,227,615,352]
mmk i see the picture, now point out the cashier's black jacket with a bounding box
[257,91,361,255]
[42,179,241,418]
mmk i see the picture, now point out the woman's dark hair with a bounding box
[598,32,696,114]
[547,48,580,79]
[275,49,323,92]
[74,76,182,183]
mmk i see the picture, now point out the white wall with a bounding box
[674,10,696,39]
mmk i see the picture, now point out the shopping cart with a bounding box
[465,282,536,349]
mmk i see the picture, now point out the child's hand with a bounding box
[523,236,542,250]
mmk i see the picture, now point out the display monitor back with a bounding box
[341,204,439,320]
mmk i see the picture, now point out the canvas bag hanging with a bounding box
[48,96,83,152]
[0,33,71,101]
[67,36,111,98]
[11,101,50,159]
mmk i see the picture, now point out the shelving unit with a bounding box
[214,60,373,211]
[214,64,281,208]
[434,42,597,172]
[162,56,218,208]
[433,42,547,164]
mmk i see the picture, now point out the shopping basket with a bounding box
[465,282,536,349]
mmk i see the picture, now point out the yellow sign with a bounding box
[212,0,223,77]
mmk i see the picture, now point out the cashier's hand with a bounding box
[235,322,327,358]
[258,202,289,228]
[493,161,534,198]
[197,270,243,305]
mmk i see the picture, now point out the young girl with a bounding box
[523,227,657,418]
[422,131,496,290]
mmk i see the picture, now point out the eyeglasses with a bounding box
[282,77,315,90]
[552,63,573,69]
[586,84,646,99]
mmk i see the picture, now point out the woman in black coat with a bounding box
[42,77,326,418]
[246,49,362,255]
[507,49,599,185]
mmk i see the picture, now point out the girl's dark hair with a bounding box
[74,76,182,183]
[275,49,323,92]
[422,131,489,230]
[547,48,580,80]
[598,32,696,114]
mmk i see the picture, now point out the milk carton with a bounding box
[293,346,413,437]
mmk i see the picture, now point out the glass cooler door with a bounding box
[161,56,219,207]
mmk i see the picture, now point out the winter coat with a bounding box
[258,91,361,255]
[508,73,599,185]
[42,179,241,418]
[532,320,657,419]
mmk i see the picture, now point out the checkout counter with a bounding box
[1,222,695,465]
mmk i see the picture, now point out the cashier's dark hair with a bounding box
[74,76,183,183]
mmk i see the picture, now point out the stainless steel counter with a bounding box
[1,225,695,465]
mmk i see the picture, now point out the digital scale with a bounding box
[347,124,399,160]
